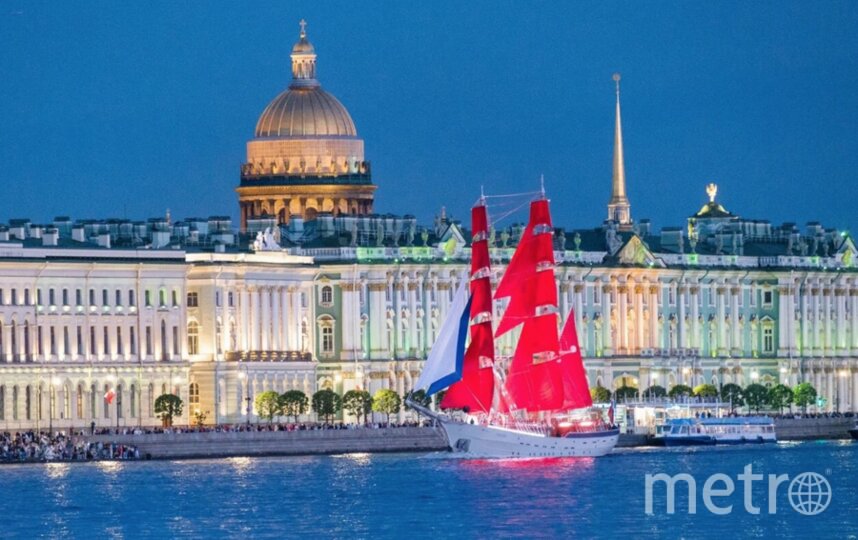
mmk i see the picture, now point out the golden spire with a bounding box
[607,73,631,226]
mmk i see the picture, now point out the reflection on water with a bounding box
[0,442,854,538]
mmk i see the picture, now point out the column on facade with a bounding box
[800,284,810,355]
[826,369,835,411]
[851,289,858,353]
[262,287,272,351]
[811,285,821,354]
[677,285,687,349]
[835,288,846,353]
[617,284,628,354]
[573,283,585,351]
[407,281,418,356]
[368,281,388,359]
[823,288,833,354]
[852,370,858,413]
[270,286,281,351]
[601,283,613,356]
[716,286,727,355]
[730,286,740,355]
[689,286,700,351]
[559,282,570,322]
[634,283,644,352]
[649,285,659,349]
[2,322,11,361]
[279,287,290,351]
[292,286,304,352]
[341,282,357,356]
[249,287,260,350]
[239,287,250,351]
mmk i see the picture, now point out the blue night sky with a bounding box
[1,2,856,233]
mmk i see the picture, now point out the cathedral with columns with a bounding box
[0,22,856,431]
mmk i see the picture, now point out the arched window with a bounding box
[90,384,97,420]
[148,383,155,417]
[187,321,200,355]
[76,384,84,419]
[62,384,70,419]
[320,285,333,306]
[25,385,32,420]
[160,320,167,361]
[116,385,123,419]
[12,386,18,421]
[103,384,111,418]
[215,319,223,355]
[0,386,4,420]
[130,384,137,418]
[189,382,200,408]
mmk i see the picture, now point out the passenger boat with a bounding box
[653,416,777,446]
[849,422,858,440]
[409,192,619,459]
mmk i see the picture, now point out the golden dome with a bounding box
[253,20,357,139]
[254,86,357,138]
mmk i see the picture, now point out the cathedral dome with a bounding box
[254,87,357,138]
[253,20,357,139]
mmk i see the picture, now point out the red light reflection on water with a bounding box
[459,456,595,479]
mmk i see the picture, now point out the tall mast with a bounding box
[441,199,495,412]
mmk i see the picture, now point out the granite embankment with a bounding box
[773,416,854,440]
[90,427,448,459]
[86,417,854,459]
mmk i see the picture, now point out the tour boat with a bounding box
[410,193,619,458]
[848,422,858,440]
[653,416,777,446]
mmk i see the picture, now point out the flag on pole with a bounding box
[104,388,116,404]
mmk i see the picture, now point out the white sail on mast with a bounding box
[414,279,470,395]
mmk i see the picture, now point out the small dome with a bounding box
[254,86,357,138]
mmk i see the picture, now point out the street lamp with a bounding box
[238,368,251,426]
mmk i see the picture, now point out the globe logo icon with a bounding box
[788,472,832,516]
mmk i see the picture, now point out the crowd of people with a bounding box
[0,431,140,463]
[90,419,433,436]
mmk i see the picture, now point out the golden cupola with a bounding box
[237,20,376,230]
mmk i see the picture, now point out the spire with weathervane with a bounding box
[290,19,319,88]
[607,73,632,228]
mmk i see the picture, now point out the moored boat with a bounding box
[653,416,776,446]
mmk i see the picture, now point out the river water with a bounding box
[0,440,855,539]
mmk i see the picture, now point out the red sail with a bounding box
[441,203,495,413]
[495,198,555,337]
[502,313,564,412]
[559,311,593,410]
[494,198,566,413]
[494,198,553,300]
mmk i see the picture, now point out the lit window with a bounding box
[320,286,333,305]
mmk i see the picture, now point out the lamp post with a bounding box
[239,366,251,426]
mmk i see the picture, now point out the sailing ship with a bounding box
[410,192,619,458]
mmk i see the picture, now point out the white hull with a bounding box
[439,419,619,459]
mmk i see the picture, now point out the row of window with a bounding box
[0,288,185,309]
[0,321,183,360]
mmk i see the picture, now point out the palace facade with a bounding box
[1,23,856,430]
